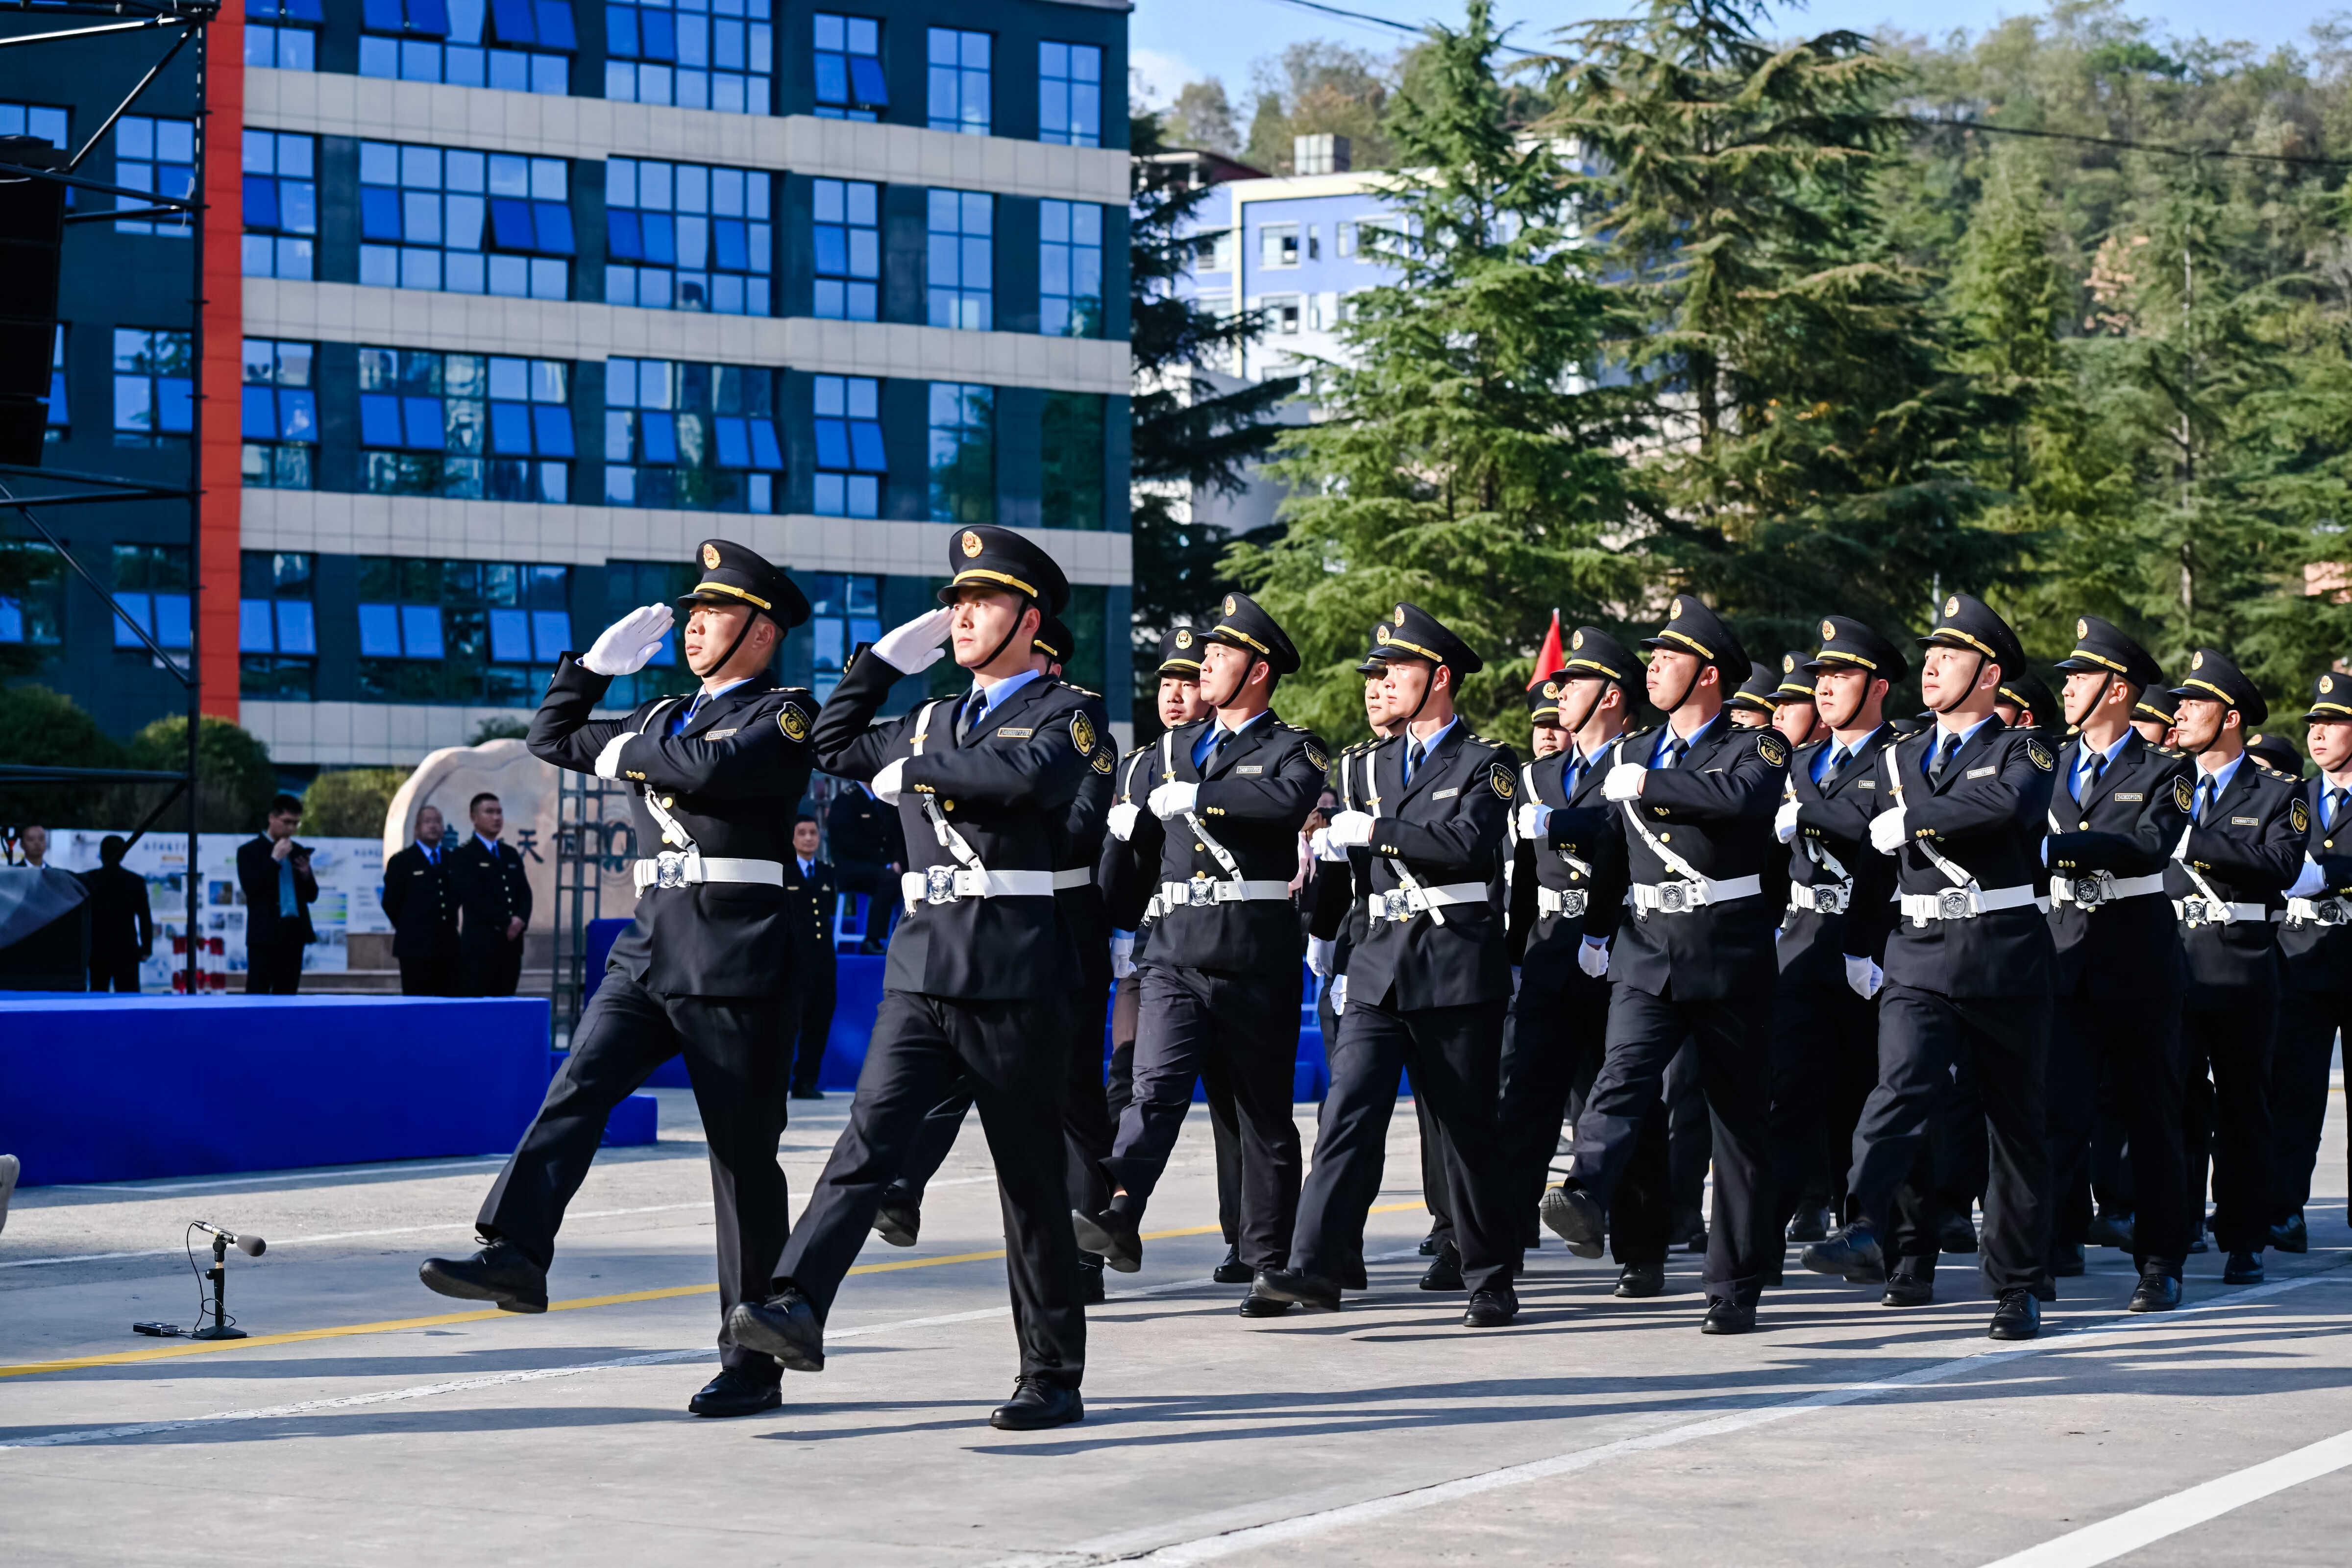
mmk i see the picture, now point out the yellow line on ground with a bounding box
[0,1204,1428,1381]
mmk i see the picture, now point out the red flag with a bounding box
[1530,610,1565,687]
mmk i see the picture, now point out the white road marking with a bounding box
[0,1203,713,1270]
[1977,1426,2352,1567]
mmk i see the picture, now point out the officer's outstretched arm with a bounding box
[602,696,815,799]
[2183,787,2307,894]
[1904,736,2055,841]
[809,645,906,783]
[1370,753,1516,867]
[905,714,1091,811]
[1195,740,1324,828]
[1506,838,1538,961]
[2047,760,2192,873]
[1796,788,1875,854]
[527,657,633,774]
[1637,735,1784,820]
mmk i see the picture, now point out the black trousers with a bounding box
[465,935,524,998]
[784,943,838,1090]
[1851,985,2050,1296]
[1115,972,1243,1243]
[2181,985,2278,1254]
[1664,1038,1712,1220]
[1768,970,1879,1223]
[480,972,789,1373]
[398,948,463,997]
[1310,978,1373,1285]
[1571,986,1775,1304]
[1498,979,1669,1265]
[1417,1095,1455,1249]
[2270,988,2351,1221]
[2047,987,2189,1275]
[88,956,143,993]
[835,860,898,947]
[1103,964,1302,1271]
[245,931,304,994]
[776,989,1085,1387]
[1291,995,1516,1295]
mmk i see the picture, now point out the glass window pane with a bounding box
[402,604,445,659]
[275,599,317,655]
[240,598,276,653]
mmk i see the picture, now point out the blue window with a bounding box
[1,101,70,152]
[246,0,322,69]
[606,158,771,316]
[241,339,318,490]
[360,346,572,502]
[927,27,989,134]
[112,544,193,653]
[926,382,992,524]
[241,551,318,699]
[112,328,193,443]
[926,190,992,330]
[116,116,195,236]
[811,177,879,321]
[357,557,572,704]
[0,541,63,648]
[606,0,772,115]
[1041,392,1105,530]
[1038,42,1100,147]
[360,142,572,300]
[801,573,880,699]
[605,359,784,514]
[1039,200,1102,339]
[242,130,317,280]
[813,13,885,120]
[361,0,575,93]
[812,374,885,518]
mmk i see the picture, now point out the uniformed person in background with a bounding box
[1997,669,2061,735]
[1727,662,1778,728]
[1081,594,1324,1313]
[2132,688,2180,751]
[1773,653,1828,750]
[421,539,815,1419]
[452,792,533,997]
[2271,673,2352,1253]
[2040,616,2195,1311]
[729,526,1094,1432]
[783,812,838,1099]
[1804,594,2056,1339]
[382,804,461,997]
[2246,732,2305,778]
[1258,604,1523,1326]
[1542,595,1788,1334]
[2165,648,2306,1287]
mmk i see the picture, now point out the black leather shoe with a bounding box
[1700,1298,1756,1335]
[1938,1212,1979,1254]
[2187,1223,2209,1255]
[1987,1288,2040,1340]
[1787,1204,1834,1243]
[1801,1223,1885,1284]
[2128,1273,2182,1313]
[1212,1244,1253,1284]
[1463,1287,1518,1327]
[1540,1184,1606,1258]
[688,1366,783,1418]
[989,1377,1083,1431]
[872,1197,920,1249]
[2086,1208,2136,1250]
[2270,1214,2309,1254]
[1882,1274,1935,1307]
[788,1085,825,1101]
[419,1239,548,1313]
[1077,1256,1105,1305]
[2048,1242,2086,1278]
[1418,1230,1444,1256]
[1419,1243,1465,1292]
[1252,1268,1342,1312]
[727,1287,825,1372]
[1070,1207,1142,1273]
[1238,1293,1292,1318]
[1615,1262,1665,1298]
[2223,1249,2265,1284]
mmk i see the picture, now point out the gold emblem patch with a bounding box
[1542,680,1559,699]
[1092,748,1114,775]
[1304,739,1328,773]
[2192,650,2205,670]
[1945,595,1960,617]
[1669,598,1685,618]
[1570,630,1586,652]
[1491,763,1515,800]
[2026,737,2054,772]
[960,529,983,558]
[1376,625,1392,644]
[1782,654,1796,674]
[2076,616,2089,639]
[1821,618,1836,641]
[1071,711,1097,755]
[1225,594,1238,616]
[2174,776,2196,813]
[701,542,721,569]
[1757,732,1788,768]
[1395,603,1409,625]
[1174,628,1193,649]
[778,703,809,742]
[2293,797,2311,834]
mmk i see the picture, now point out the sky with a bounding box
[1129,0,2352,111]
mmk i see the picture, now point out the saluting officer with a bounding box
[1805,594,2057,1340]
[1078,593,1325,1311]
[2270,673,2352,1253]
[2040,616,2195,1310]
[2166,648,2307,1286]
[1257,604,1523,1326]
[728,527,1095,1432]
[420,539,816,1420]
[1542,594,1789,1334]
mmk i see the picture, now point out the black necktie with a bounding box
[1819,745,1848,788]
[1407,735,1427,783]
[958,691,986,743]
[1566,755,1585,797]
[1660,736,1685,770]
[2328,788,2346,831]
[1203,729,1229,774]
[1929,733,1957,784]
[2196,776,2217,826]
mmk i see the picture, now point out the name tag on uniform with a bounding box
[1237,764,1263,775]
[2231,815,2259,826]
[1857,779,1875,789]
[1432,786,1460,799]
[2112,791,2144,802]
[707,727,738,738]
[1966,765,1996,779]
[996,727,1034,738]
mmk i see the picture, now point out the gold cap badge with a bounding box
[1944,596,1960,617]
[1820,618,1835,641]
[701,542,720,569]
[960,529,982,558]
[1224,594,1238,615]
[2076,617,2088,638]
[1570,629,1585,650]
[1174,628,1193,649]
[2192,651,2205,670]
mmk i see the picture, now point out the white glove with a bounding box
[1602,762,1647,802]
[2173,822,2193,859]
[1310,827,1348,862]
[1107,801,1141,842]
[871,756,908,806]
[869,607,954,674]
[593,731,633,780]
[1515,801,1552,841]
[1330,974,1348,1015]
[1148,780,1199,820]
[1326,810,1376,848]
[1577,938,1610,980]
[1110,931,1136,980]
[1307,936,1335,978]
[1843,954,1885,999]
[581,604,674,677]
[1775,798,1801,844]
[2285,854,2328,901]
[1868,806,1909,854]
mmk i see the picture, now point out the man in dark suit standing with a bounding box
[453,792,532,997]
[383,804,463,996]
[826,778,902,954]
[237,794,316,994]
[784,812,837,1097]
[81,834,153,993]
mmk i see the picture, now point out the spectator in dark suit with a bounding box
[784,812,838,1098]
[382,804,463,996]
[237,793,316,994]
[453,791,532,997]
[80,833,152,993]
[825,781,901,953]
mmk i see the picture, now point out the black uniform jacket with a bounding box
[1103,712,1324,978]
[237,834,318,946]
[2281,774,2352,992]
[2042,733,2191,997]
[1057,685,1118,992]
[812,649,1091,1002]
[528,657,813,999]
[452,837,533,953]
[1507,735,1633,993]
[1343,724,1518,1012]
[1845,719,2057,1000]
[1101,744,1162,959]
[1599,713,1787,1002]
[80,862,153,964]
[2166,756,2304,993]
[784,855,837,953]
[381,843,460,960]
[1780,725,1892,987]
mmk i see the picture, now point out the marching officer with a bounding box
[2271,672,2352,1252]
[1997,669,2061,735]
[1804,594,2057,1339]
[729,526,1094,1432]
[1542,594,1788,1334]
[420,539,815,1419]
[1256,604,1522,1326]
[1727,662,1779,727]
[2132,688,2180,750]
[1079,593,1326,1312]
[1773,653,1827,750]
[2040,616,2195,1310]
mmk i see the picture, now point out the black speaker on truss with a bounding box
[0,133,67,468]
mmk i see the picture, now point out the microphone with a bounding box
[194,1221,266,1257]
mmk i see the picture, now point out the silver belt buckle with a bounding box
[1813,884,1848,915]
[654,850,690,890]
[1937,887,1974,921]
[2321,899,2351,928]
[1656,880,1692,914]
[925,865,959,905]
[1559,889,1587,917]
[1377,889,1410,921]
[2069,875,2106,909]
[1186,880,1218,909]
[2181,896,2211,928]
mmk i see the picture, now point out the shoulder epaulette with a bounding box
[1062,683,1102,699]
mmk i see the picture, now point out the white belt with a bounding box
[2173,897,2282,929]
[1631,874,1761,915]
[2286,895,2352,929]
[1053,867,1092,890]
[1160,878,1293,909]
[2051,870,2167,910]
[633,852,784,892]
[1537,886,1589,918]
[1366,882,1487,922]
[1787,879,1852,915]
[901,868,1059,908]
[1899,883,2044,924]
